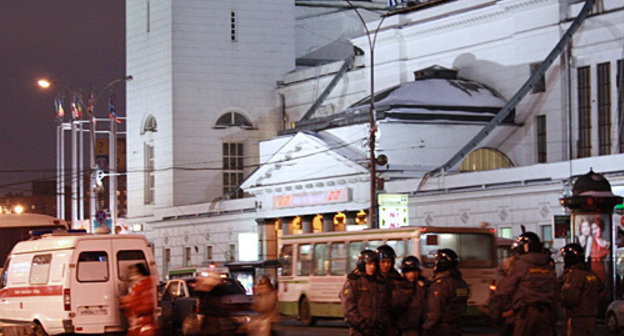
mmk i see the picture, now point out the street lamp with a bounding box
[38,75,133,230]
[345,1,386,229]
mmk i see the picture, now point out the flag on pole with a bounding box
[54,98,65,119]
[71,97,79,119]
[87,93,95,116]
[108,96,121,123]
[75,97,84,119]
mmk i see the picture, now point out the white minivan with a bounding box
[0,230,158,335]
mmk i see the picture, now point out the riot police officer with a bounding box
[376,245,402,281]
[340,250,390,336]
[560,243,602,336]
[393,256,428,336]
[422,249,469,336]
[493,232,558,336]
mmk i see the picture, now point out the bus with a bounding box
[277,226,499,325]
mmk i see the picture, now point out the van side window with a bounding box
[1,257,10,288]
[30,254,52,285]
[77,251,109,282]
[117,250,148,281]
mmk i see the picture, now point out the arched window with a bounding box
[141,115,157,134]
[460,148,514,172]
[214,112,253,129]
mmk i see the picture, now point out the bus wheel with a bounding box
[299,296,316,326]
[33,322,48,336]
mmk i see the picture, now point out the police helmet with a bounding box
[433,248,458,273]
[516,231,543,254]
[356,249,379,272]
[376,245,396,263]
[560,243,585,269]
[401,256,422,273]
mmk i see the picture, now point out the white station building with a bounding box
[125,0,624,278]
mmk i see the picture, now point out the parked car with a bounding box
[159,277,253,335]
[607,299,624,334]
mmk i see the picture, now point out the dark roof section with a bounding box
[280,65,513,135]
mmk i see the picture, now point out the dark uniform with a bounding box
[340,250,390,336]
[494,232,558,336]
[559,243,602,336]
[422,249,469,336]
[393,256,428,336]
[377,245,401,336]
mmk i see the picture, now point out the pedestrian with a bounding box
[493,231,558,336]
[193,272,235,336]
[120,263,158,336]
[246,276,279,336]
[376,244,401,335]
[560,243,602,336]
[422,249,469,336]
[339,249,390,336]
[393,256,428,336]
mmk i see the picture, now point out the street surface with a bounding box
[0,319,616,335]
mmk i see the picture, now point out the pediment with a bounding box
[241,132,368,192]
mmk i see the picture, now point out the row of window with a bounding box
[162,244,236,274]
[0,250,147,287]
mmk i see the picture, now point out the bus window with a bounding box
[386,239,405,268]
[366,240,383,251]
[348,241,364,272]
[313,243,328,276]
[420,233,495,268]
[297,244,312,276]
[329,242,347,275]
[280,245,293,276]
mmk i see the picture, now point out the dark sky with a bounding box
[0,1,125,195]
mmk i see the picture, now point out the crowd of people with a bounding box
[340,232,604,336]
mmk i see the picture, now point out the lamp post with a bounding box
[38,75,133,230]
[345,1,386,229]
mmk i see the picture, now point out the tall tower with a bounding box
[126,0,295,219]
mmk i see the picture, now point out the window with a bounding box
[142,115,157,134]
[618,59,624,153]
[329,242,347,275]
[536,115,547,163]
[297,244,312,276]
[228,244,236,262]
[223,143,244,199]
[499,227,513,239]
[30,254,51,285]
[280,245,293,276]
[313,243,328,276]
[184,247,191,267]
[117,250,148,281]
[146,0,150,33]
[577,66,592,158]
[598,62,612,155]
[530,63,546,93]
[366,240,383,251]
[205,245,213,262]
[144,143,155,204]
[541,224,553,249]
[347,241,364,272]
[164,248,171,277]
[230,11,237,42]
[386,239,406,267]
[1,257,10,288]
[215,112,252,129]
[460,148,514,172]
[420,233,495,268]
[77,251,109,282]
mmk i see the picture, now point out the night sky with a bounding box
[0,1,125,195]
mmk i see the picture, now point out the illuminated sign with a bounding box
[273,188,350,209]
[378,193,409,229]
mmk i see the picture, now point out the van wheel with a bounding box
[607,312,620,334]
[33,322,48,336]
[298,296,316,326]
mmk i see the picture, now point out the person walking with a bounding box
[247,276,279,336]
[120,263,158,336]
[560,243,602,336]
[393,256,428,336]
[493,231,558,336]
[340,249,390,336]
[422,249,469,336]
